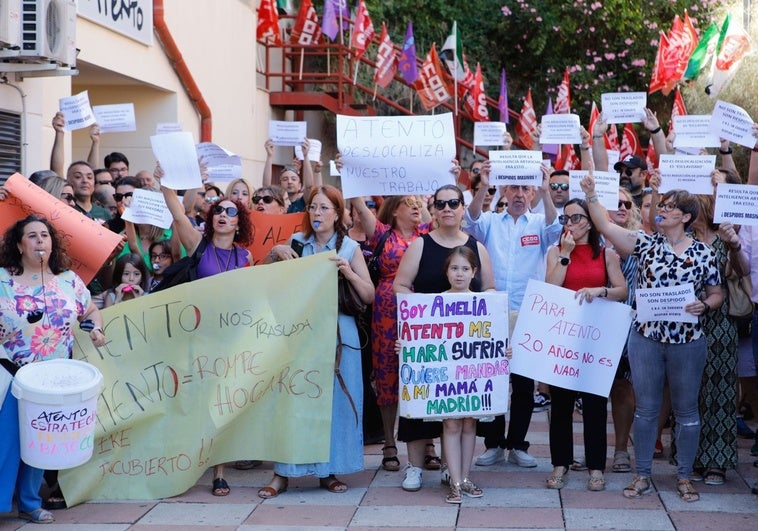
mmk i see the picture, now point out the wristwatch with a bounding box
[559,255,570,266]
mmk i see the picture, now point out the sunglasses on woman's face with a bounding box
[252,195,275,204]
[60,193,75,202]
[558,213,589,225]
[205,196,221,204]
[433,198,463,210]
[617,200,632,210]
[213,205,239,217]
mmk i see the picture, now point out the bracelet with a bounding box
[90,327,103,334]
[579,145,591,151]
[586,195,598,203]
[592,134,604,139]
[648,126,661,134]
[719,147,733,155]
[602,287,608,298]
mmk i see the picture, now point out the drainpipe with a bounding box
[153,0,212,142]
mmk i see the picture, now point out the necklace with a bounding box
[213,244,235,272]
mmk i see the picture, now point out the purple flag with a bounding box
[322,0,350,41]
[398,22,418,84]
[542,97,559,159]
[498,68,509,123]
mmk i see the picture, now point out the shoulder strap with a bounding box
[371,229,393,260]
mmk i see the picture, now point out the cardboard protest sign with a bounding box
[510,279,633,397]
[397,292,510,419]
[59,253,338,503]
[0,174,122,284]
[336,114,456,198]
[245,211,309,264]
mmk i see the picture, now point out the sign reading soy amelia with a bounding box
[397,292,510,419]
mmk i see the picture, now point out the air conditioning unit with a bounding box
[0,0,22,49]
[18,0,75,66]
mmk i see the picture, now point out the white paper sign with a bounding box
[658,154,716,194]
[510,279,633,397]
[294,139,322,162]
[673,115,721,148]
[92,103,137,134]
[269,121,307,146]
[474,122,507,146]
[709,100,756,149]
[150,132,203,190]
[336,114,456,198]
[635,284,697,324]
[397,292,511,419]
[607,149,620,170]
[539,114,582,144]
[714,183,758,226]
[488,150,543,186]
[121,189,173,229]
[569,171,619,211]
[329,160,340,176]
[600,92,647,124]
[195,142,242,183]
[156,123,183,134]
[59,91,97,132]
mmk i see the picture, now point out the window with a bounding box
[0,110,22,184]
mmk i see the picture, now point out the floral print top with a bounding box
[0,268,91,366]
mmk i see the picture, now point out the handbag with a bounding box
[337,273,366,316]
[367,229,392,287]
[151,238,208,292]
[725,258,753,319]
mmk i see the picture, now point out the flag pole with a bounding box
[299,47,305,80]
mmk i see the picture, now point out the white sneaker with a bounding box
[402,464,422,491]
[508,449,538,468]
[474,447,505,466]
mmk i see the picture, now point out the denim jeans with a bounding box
[627,330,707,479]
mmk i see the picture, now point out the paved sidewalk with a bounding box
[1,409,756,530]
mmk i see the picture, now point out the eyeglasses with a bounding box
[471,167,481,175]
[487,187,496,195]
[307,204,334,213]
[150,253,171,260]
[656,202,679,212]
[433,198,463,210]
[204,196,221,204]
[550,183,570,191]
[496,201,506,209]
[622,168,635,177]
[96,180,112,186]
[213,205,239,217]
[402,196,423,208]
[558,213,589,225]
[113,192,133,201]
[365,200,377,209]
[252,195,275,204]
[617,200,632,209]
[60,193,75,202]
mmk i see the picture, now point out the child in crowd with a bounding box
[146,239,174,292]
[104,253,147,307]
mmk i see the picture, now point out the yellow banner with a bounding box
[58,253,338,503]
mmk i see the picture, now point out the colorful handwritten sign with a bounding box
[1,174,122,284]
[397,292,510,419]
[510,279,633,397]
[246,211,308,264]
[59,252,338,504]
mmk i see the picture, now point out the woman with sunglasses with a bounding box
[260,185,374,497]
[544,199,628,492]
[157,168,253,497]
[251,186,287,214]
[580,173,722,503]
[0,215,106,524]
[394,185,495,493]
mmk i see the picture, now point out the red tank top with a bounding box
[562,244,607,291]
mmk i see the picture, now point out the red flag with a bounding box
[669,87,687,134]
[660,14,698,94]
[646,138,658,170]
[649,31,669,94]
[554,68,571,114]
[606,123,620,152]
[290,0,321,45]
[515,89,537,150]
[350,0,375,59]
[555,144,581,171]
[466,63,489,122]
[374,23,397,88]
[620,124,643,161]
[414,44,452,111]
[257,0,282,45]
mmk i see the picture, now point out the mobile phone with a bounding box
[291,240,304,257]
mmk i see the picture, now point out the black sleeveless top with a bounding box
[413,233,483,293]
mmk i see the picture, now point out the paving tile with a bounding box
[560,488,665,509]
[351,505,458,527]
[458,507,564,528]
[668,511,758,531]
[247,504,355,527]
[258,486,367,506]
[137,502,254,526]
[131,527,237,531]
[563,508,674,530]
[50,502,154,524]
[658,491,756,513]
[461,488,561,508]
[362,486,449,506]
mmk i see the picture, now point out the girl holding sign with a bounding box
[545,199,628,491]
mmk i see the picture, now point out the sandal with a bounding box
[677,478,700,502]
[19,508,55,524]
[588,471,606,491]
[612,450,632,473]
[43,484,67,510]
[546,466,568,489]
[319,475,348,493]
[703,468,725,486]
[460,478,484,498]
[381,445,400,471]
[445,482,462,504]
[258,474,288,499]
[570,457,587,471]
[211,477,230,496]
[622,476,652,498]
[423,443,441,470]
[234,460,262,470]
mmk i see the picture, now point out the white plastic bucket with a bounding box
[11,359,103,470]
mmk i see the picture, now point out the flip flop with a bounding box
[211,477,230,496]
